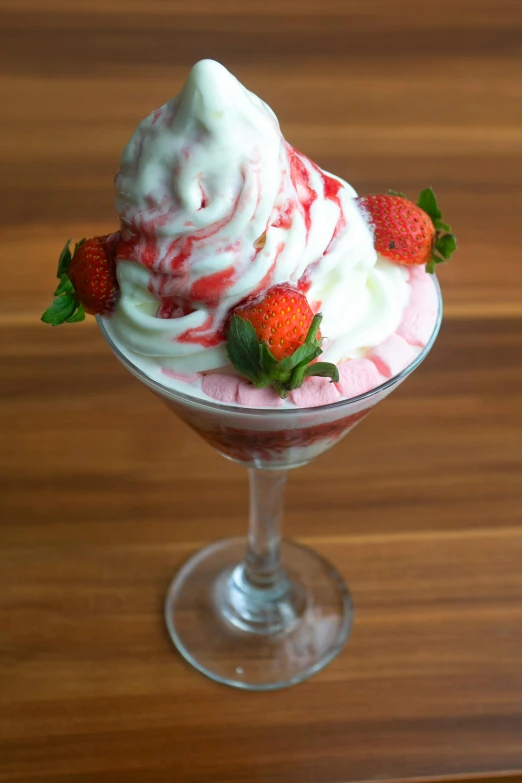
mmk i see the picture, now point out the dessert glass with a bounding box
[96,279,442,690]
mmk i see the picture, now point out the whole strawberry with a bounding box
[234,284,317,361]
[41,235,120,325]
[227,284,339,399]
[357,187,457,274]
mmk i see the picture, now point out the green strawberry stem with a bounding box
[287,314,323,390]
[389,187,457,274]
[41,238,86,326]
[226,313,339,400]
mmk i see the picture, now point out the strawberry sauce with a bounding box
[178,316,223,347]
[286,143,317,237]
[190,266,236,302]
[167,404,373,465]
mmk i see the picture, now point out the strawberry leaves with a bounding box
[226,313,339,399]
[64,303,86,323]
[54,273,75,297]
[417,187,441,223]
[417,187,457,274]
[41,239,86,326]
[41,294,78,325]
[41,286,85,325]
[435,232,457,259]
[226,316,263,384]
[57,238,73,276]
[304,361,340,378]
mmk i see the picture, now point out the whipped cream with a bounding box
[109,60,409,376]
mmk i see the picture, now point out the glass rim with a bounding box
[97,275,442,417]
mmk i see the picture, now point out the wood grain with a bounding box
[1,0,522,781]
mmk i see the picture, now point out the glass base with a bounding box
[165,537,353,690]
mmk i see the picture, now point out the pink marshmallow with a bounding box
[368,333,418,378]
[397,273,439,347]
[415,270,439,311]
[161,368,199,384]
[289,376,341,408]
[335,358,386,399]
[237,381,283,407]
[201,373,240,403]
[408,265,429,282]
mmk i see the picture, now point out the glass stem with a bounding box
[243,468,287,593]
[219,468,303,634]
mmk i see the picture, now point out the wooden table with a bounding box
[1,1,522,781]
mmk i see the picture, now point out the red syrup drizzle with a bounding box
[117,172,246,276]
[321,170,343,205]
[156,296,195,319]
[297,275,312,294]
[286,144,317,237]
[296,164,347,291]
[177,315,223,348]
[117,174,249,347]
[190,265,236,302]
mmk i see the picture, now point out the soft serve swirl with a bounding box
[111,59,409,372]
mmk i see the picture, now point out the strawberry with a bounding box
[41,235,120,325]
[357,187,457,274]
[226,284,339,399]
[234,284,316,361]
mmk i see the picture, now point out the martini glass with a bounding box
[97,279,442,690]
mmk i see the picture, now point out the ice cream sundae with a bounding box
[40,59,456,690]
[42,59,454,464]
